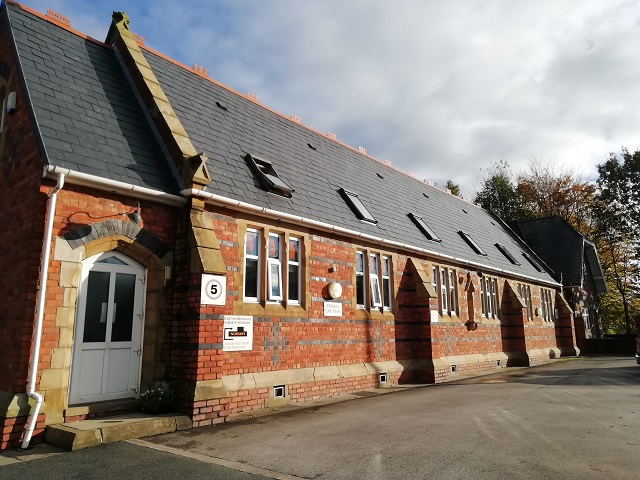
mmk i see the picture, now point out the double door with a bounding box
[69,252,145,405]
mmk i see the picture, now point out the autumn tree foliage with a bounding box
[474,159,594,234]
[593,148,640,334]
[517,160,596,235]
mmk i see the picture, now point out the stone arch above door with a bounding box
[62,219,171,262]
[43,221,173,422]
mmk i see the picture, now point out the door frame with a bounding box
[68,251,147,405]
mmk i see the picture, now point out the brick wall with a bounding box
[0,23,48,395]
[177,206,575,425]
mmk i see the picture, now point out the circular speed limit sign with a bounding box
[201,274,226,305]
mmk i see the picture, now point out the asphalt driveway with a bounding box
[2,356,639,479]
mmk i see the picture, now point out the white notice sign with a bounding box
[223,315,253,351]
[430,310,439,323]
[201,274,226,305]
[324,302,343,317]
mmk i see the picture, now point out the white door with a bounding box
[69,252,145,405]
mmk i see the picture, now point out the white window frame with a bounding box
[356,251,366,309]
[267,233,283,301]
[243,229,261,303]
[382,256,392,310]
[369,253,383,308]
[518,283,533,321]
[440,268,448,315]
[490,278,498,318]
[448,269,457,315]
[287,237,301,304]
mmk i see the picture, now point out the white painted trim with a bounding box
[182,188,562,288]
[44,166,186,206]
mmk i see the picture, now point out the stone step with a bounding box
[45,413,191,451]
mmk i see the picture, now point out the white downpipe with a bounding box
[22,173,65,449]
[182,188,561,287]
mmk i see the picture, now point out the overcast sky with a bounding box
[20,0,640,197]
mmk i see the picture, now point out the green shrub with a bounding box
[140,381,174,414]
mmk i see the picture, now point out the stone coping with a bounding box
[44,413,191,451]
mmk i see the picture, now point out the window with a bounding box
[522,252,543,272]
[408,213,441,242]
[382,256,392,310]
[480,276,499,319]
[243,228,304,305]
[340,189,377,223]
[495,244,521,265]
[432,265,458,316]
[458,231,487,256]
[355,250,393,311]
[246,153,294,197]
[288,238,300,303]
[244,229,260,301]
[517,283,533,321]
[356,251,366,308]
[369,254,382,308]
[267,233,282,301]
[541,288,554,322]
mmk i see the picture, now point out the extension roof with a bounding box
[4,3,560,285]
[3,2,179,193]
[515,216,607,293]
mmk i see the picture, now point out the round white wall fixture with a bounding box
[328,281,342,299]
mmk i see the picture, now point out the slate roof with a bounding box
[4,3,179,193]
[3,3,560,285]
[516,216,607,292]
[142,48,558,285]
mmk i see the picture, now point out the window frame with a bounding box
[354,249,394,314]
[287,237,301,304]
[382,256,392,310]
[267,233,283,302]
[541,288,554,322]
[243,228,261,303]
[432,264,458,317]
[340,189,377,224]
[458,231,487,256]
[239,225,308,314]
[408,213,441,242]
[518,283,533,321]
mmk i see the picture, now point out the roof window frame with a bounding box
[339,188,377,224]
[408,213,441,243]
[458,231,487,256]
[522,252,543,272]
[495,243,521,265]
[246,153,294,198]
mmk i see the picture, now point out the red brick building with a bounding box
[0,3,584,450]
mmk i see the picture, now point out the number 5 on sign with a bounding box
[201,274,227,305]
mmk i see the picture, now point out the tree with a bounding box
[593,148,640,334]
[445,180,460,197]
[517,159,596,236]
[474,160,531,223]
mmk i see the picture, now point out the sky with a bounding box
[18,0,640,197]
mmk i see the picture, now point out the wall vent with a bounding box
[379,373,387,384]
[273,385,285,398]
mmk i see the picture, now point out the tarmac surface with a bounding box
[2,356,639,479]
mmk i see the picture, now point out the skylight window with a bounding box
[522,252,543,272]
[408,213,441,242]
[339,188,377,223]
[495,243,521,265]
[246,153,294,198]
[458,231,487,256]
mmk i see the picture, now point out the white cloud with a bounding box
[18,0,640,196]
